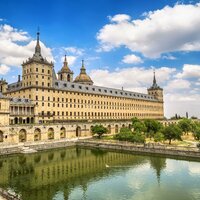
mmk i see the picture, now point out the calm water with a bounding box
[0,147,200,200]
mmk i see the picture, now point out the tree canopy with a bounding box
[162,124,182,144]
[178,118,192,134]
[91,125,108,138]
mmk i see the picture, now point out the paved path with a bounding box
[0,196,6,200]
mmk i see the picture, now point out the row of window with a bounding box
[23,75,51,79]
[36,101,162,111]
[39,111,163,117]
[35,95,161,107]
[11,89,157,104]
[23,67,51,74]
[23,82,51,87]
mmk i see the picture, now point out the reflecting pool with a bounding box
[0,147,199,200]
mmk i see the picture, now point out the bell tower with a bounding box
[57,55,73,82]
[147,71,163,102]
[22,31,54,88]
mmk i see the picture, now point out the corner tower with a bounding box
[148,71,163,102]
[58,55,73,82]
[22,31,54,88]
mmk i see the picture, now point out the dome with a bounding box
[74,73,93,84]
[74,60,93,85]
[58,55,73,74]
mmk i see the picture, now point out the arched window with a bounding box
[76,126,81,137]
[0,131,3,142]
[19,129,27,142]
[34,128,41,141]
[48,128,54,140]
[60,127,66,138]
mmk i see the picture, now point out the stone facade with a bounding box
[0,31,164,145]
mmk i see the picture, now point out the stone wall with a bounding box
[0,120,131,145]
[76,140,200,159]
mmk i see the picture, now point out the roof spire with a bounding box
[64,54,67,63]
[153,69,156,85]
[81,59,86,74]
[35,27,41,55]
[82,59,85,67]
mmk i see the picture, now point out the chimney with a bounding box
[18,75,21,82]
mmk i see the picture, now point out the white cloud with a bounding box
[0,64,10,75]
[162,55,176,60]
[165,79,191,91]
[64,46,84,56]
[97,3,200,57]
[176,64,200,78]
[109,14,131,23]
[0,24,53,67]
[90,66,175,91]
[61,55,77,66]
[122,54,143,64]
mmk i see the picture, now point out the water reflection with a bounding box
[149,156,166,183]
[0,148,199,200]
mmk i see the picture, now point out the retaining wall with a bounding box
[76,140,200,159]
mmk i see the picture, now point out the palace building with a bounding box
[0,32,164,126]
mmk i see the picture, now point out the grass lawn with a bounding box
[101,133,198,147]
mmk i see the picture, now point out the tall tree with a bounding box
[162,124,182,144]
[178,118,192,134]
[144,119,163,139]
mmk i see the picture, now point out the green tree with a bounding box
[154,132,164,142]
[144,119,163,139]
[162,124,182,144]
[91,125,108,139]
[193,124,200,140]
[131,117,140,125]
[178,118,192,134]
[132,131,145,143]
[114,128,145,144]
[133,121,147,133]
[115,128,133,141]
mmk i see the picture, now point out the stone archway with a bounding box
[19,117,22,124]
[26,117,30,124]
[0,131,3,142]
[14,117,18,124]
[48,128,54,140]
[122,124,125,128]
[34,128,41,141]
[76,126,81,137]
[107,125,111,134]
[19,129,27,142]
[31,117,34,123]
[60,127,66,139]
[115,125,119,134]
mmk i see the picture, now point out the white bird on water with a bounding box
[105,164,110,168]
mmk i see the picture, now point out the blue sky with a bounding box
[0,0,200,118]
